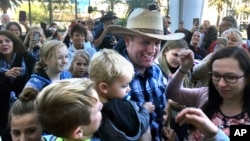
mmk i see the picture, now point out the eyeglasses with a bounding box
[208,72,245,83]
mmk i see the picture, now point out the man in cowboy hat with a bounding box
[94,11,118,51]
[107,8,184,141]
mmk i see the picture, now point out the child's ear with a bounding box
[42,57,48,65]
[72,126,83,138]
[98,82,108,94]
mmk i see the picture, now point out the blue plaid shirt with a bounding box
[122,51,168,141]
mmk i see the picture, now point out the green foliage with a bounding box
[100,0,122,12]
[14,1,75,26]
[208,0,231,7]
[37,0,71,12]
[235,5,250,16]
[125,0,150,17]
[208,0,232,25]
[15,3,49,25]
[0,0,23,13]
[115,17,127,27]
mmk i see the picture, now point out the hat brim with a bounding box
[107,25,185,40]
[100,16,118,22]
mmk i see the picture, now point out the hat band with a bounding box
[132,28,163,35]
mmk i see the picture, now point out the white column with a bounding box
[182,0,204,29]
[169,0,180,33]
[169,0,204,31]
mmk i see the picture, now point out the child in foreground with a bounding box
[88,49,155,141]
[8,88,44,141]
[36,78,103,141]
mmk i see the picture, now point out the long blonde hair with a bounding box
[158,39,193,87]
[34,40,66,72]
[158,39,188,76]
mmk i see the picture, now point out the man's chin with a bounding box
[143,62,154,68]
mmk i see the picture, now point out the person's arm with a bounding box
[62,28,69,40]
[20,21,29,33]
[24,53,36,77]
[204,129,229,141]
[192,54,212,80]
[0,69,8,84]
[175,108,229,141]
[167,49,209,107]
[131,101,150,134]
[93,28,107,48]
[57,32,63,41]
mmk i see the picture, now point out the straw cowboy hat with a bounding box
[107,8,184,40]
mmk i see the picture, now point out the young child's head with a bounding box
[69,49,90,78]
[8,88,43,141]
[34,40,68,73]
[36,78,102,140]
[88,49,134,102]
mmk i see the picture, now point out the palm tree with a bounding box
[125,0,149,17]
[208,0,231,26]
[101,0,122,13]
[0,0,23,13]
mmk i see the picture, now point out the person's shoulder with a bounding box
[23,52,36,61]
[25,73,51,91]
[105,99,131,107]
[94,27,104,38]
[43,134,57,141]
[242,43,249,49]
[103,99,136,114]
[90,136,102,141]
[60,71,72,79]
[84,43,96,53]
[207,40,218,53]
[151,63,164,73]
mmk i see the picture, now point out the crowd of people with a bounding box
[1,5,250,141]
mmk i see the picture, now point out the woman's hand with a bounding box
[175,107,218,138]
[4,67,23,78]
[178,49,194,72]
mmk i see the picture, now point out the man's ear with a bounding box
[98,82,108,95]
[124,35,130,47]
[71,126,83,138]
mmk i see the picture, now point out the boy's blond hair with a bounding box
[36,78,97,138]
[88,49,134,85]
